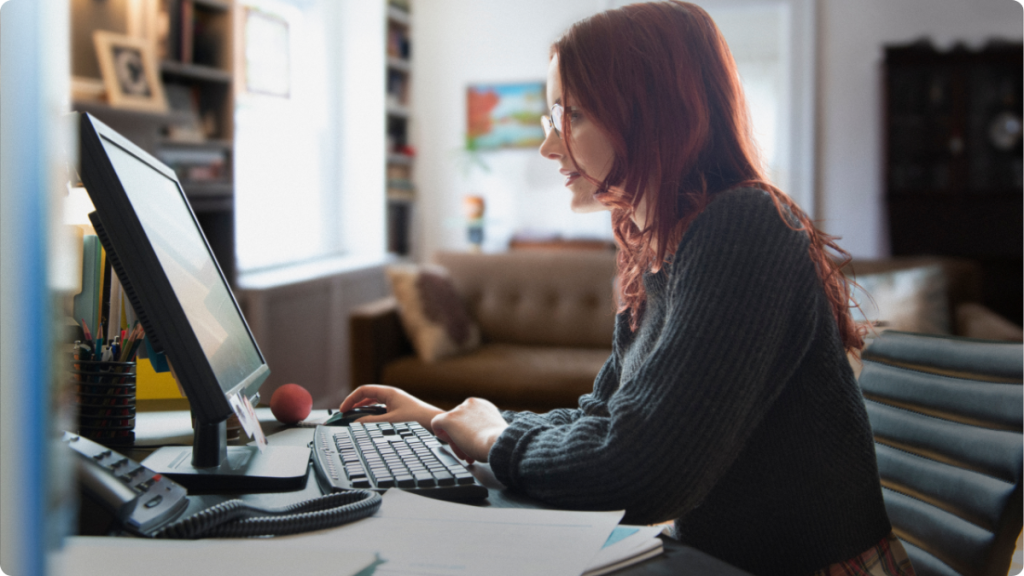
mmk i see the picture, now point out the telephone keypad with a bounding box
[63,431,189,536]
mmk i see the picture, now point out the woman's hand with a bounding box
[339,385,444,431]
[430,397,508,464]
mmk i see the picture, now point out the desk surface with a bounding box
[120,409,750,576]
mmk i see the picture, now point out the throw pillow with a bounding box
[386,264,481,363]
[849,264,950,335]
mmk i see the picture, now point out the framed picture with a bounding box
[466,82,546,151]
[243,7,291,98]
[93,31,167,113]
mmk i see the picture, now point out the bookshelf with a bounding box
[386,0,414,256]
[884,40,1023,323]
[71,0,238,285]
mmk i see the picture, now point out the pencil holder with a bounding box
[72,358,137,447]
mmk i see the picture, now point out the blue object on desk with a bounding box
[143,336,169,373]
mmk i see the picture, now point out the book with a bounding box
[582,525,665,576]
[73,235,102,334]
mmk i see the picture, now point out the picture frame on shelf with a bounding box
[93,31,168,113]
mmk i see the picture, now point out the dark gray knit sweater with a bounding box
[488,188,891,575]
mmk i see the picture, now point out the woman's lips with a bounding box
[561,170,580,186]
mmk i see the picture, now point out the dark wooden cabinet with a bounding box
[884,41,1023,323]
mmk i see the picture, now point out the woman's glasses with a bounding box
[541,103,566,139]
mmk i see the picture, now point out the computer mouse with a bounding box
[323,404,388,426]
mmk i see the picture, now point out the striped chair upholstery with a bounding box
[859,330,1023,576]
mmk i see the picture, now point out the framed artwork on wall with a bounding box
[466,82,546,151]
[93,31,167,113]
[243,7,291,98]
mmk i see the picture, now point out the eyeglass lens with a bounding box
[541,104,564,138]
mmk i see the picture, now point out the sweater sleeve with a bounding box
[501,351,622,426]
[487,190,822,524]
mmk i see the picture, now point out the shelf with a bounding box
[386,153,414,166]
[887,189,1022,199]
[186,195,233,213]
[193,0,231,10]
[387,5,411,26]
[160,61,232,84]
[182,181,233,198]
[387,56,411,73]
[387,103,411,118]
[73,100,193,124]
[160,138,233,151]
[386,190,416,203]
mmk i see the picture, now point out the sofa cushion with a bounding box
[381,343,610,412]
[434,251,617,348]
[844,257,982,335]
[848,264,951,335]
[386,264,481,363]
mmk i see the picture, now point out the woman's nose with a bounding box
[539,128,562,160]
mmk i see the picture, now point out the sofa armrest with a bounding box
[349,297,414,387]
[955,302,1024,342]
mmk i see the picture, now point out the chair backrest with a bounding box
[859,330,1023,576]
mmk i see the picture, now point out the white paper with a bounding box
[229,391,267,452]
[275,489,624,576]
[50,537,377,576]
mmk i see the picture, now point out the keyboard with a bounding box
[312,421,488,501]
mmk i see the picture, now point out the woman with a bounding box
[341,3,912,574]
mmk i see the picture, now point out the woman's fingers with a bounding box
[432,424,474,464]
[339,384,393,412]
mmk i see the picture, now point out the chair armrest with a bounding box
[349,297,415,387]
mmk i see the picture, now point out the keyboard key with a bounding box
[414,473,435,487]
[352,478,371,488]
[395,475,415,488]
[455,474,476,485]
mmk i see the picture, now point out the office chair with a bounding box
[859,330,1023,576]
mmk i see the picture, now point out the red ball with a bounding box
[269,383,313,424]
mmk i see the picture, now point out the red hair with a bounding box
[553,1,865,352]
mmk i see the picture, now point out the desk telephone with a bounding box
[64,432,381,538]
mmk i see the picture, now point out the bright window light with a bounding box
[235,0,341,273]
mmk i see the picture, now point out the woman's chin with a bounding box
[570,192,608,214]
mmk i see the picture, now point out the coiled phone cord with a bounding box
[153,489,382,539]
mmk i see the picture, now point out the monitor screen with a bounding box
[79,113,268,427]
[80,113,308,491]
[99,137,262,398]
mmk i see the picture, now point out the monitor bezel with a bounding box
[78,113,268,425]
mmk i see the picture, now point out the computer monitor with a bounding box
[78,113,309,492]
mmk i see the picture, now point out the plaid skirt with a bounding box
[813,532,916,576]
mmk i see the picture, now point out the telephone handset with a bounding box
[64,432,381,538]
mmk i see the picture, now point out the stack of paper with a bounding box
[294,489,626,575]
[52,488,666,576]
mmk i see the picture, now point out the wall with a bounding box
[413,0,1022,261]
[412,0,613,260]
[817,0,1022,258]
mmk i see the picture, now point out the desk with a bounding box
[106,409,751,576]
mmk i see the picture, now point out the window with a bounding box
[235,0,385,274]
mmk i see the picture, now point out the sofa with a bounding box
[350,251,1021,413]
[350,250,618,412]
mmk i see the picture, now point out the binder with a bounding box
[73,235,102,333]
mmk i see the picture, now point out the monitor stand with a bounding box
[141,420,311,494]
